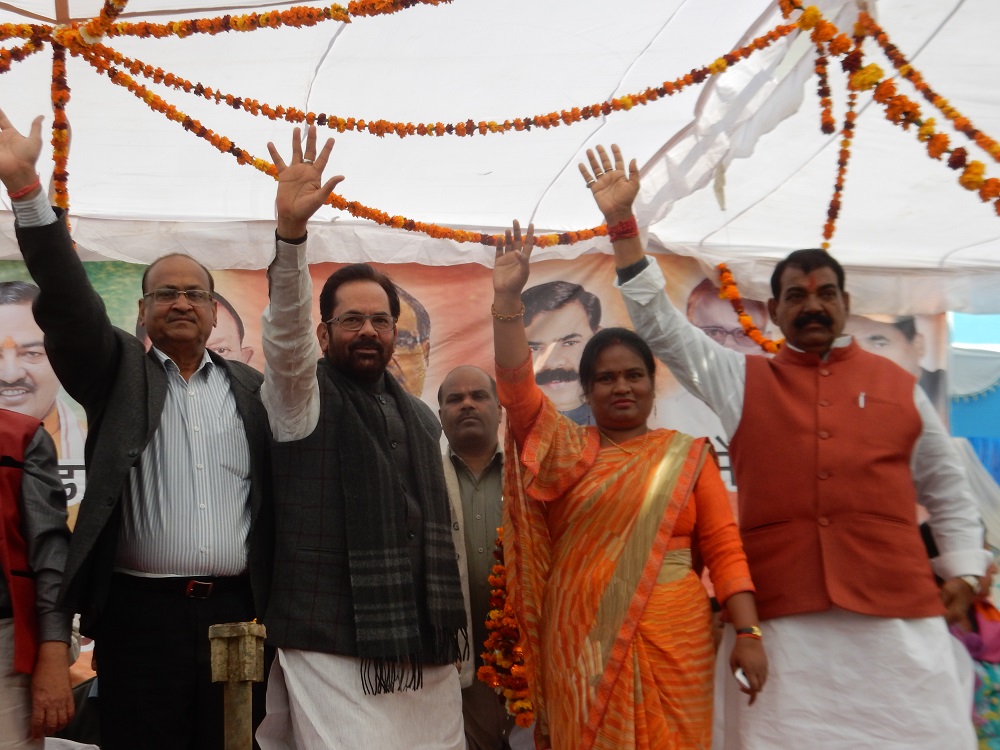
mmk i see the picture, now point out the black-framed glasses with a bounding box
[325,314,397,332]
[143,288,213,306]
[700,325,755,348]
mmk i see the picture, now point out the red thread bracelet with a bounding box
[7,176,41,200]
[608,215,639,242]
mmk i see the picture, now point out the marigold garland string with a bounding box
[79,22,796,140]
[51,44,70,211]
[476,528,534,728]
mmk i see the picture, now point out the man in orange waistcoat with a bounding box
[580,144,984,749]
[1,407,74,746]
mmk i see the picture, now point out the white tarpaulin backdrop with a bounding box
[1,0,998,313]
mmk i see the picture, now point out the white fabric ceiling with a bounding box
[1,0,998,312]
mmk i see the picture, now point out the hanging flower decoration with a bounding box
[76,22,796,141]
[0,37,44,74]
[476,527,534,728]
[858,12,1000,163]
[50,44,70,211]
[717,264,782,354]
[0,0,997,256]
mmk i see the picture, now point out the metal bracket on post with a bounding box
[209,621,267,750]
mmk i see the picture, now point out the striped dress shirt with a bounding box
[115,347,252,576]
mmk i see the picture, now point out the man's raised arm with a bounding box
[260,125,342,441]
[0,107,118,407]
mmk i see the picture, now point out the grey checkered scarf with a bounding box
[322,361,467,694]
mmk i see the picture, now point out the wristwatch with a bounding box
[959,575,980,592]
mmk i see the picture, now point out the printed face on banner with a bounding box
[686,279,769,353]
[524,299,596,413]
[207,296,254,364]
[0,300,61,421]
[387,288,431,398]
[845,314,923,376]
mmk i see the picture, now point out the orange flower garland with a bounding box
[476,528,533,728]
[79,22,796,141]
[0,37,44,74]
[858,12,1000,163]
[50,44,70,210]
[717,264,782,354]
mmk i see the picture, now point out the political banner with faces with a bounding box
[1,251,949,499]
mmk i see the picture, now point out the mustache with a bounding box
[349,340,385,355]
[535,367,579,386]
[0,378,34,391]
[794,311,833,329]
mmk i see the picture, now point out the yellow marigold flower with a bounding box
[850,64,884,91]
[959,161,986,190]
[620,96,634,110]
[917,118,936,142]
[798,6,821,30]
[708,58,728,75]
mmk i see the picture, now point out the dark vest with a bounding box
[730,341,944,621]
[265,364,439,655]
[0,409,43,674]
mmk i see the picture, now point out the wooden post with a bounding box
[209,621,267,750]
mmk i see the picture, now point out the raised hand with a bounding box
[578,144,639,223]
[0,108,43,196]
[267,125,344,240]
[493,220,535,301]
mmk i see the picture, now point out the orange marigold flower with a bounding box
[978,179,1000,202]
[927,133,949,160]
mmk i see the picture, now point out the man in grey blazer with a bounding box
[0,109,273,750]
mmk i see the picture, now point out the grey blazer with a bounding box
[15,215,273,637]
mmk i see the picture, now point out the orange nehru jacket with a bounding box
[730,341,944,622]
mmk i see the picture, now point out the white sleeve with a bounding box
[616,258,747,437]
[912,386,987,579]
[260,240,321,442]
[10,189,58,227]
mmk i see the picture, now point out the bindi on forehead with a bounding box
[804,275,819,293]
[1,336,15,349]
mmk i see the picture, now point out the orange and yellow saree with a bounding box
[498,358,752,750]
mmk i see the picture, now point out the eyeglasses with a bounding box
[325,314,397,332]
[143,288,213,306]
[700,326,755,349]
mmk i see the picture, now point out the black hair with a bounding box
[319,263,401,323]
[770,249,845,299]
[521,280,601,331]
[0,280,39,305]
[578,327,656,394]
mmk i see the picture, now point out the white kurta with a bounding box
[712,609,975,749]
[257,650,464,750]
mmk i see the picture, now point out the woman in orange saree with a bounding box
[491,222,767,750]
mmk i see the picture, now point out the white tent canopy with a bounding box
[1,0,998,313]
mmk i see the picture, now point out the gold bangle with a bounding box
[491,302,525,321]
[736,626,763,638]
